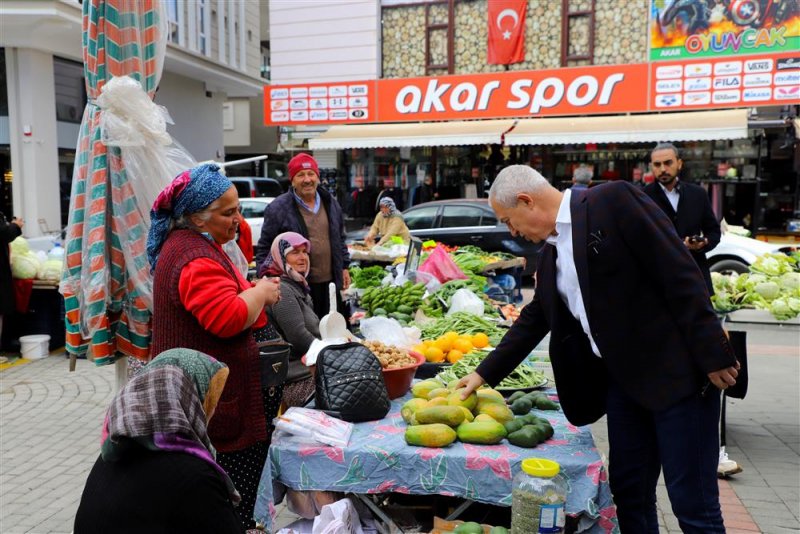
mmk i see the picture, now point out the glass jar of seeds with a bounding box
[511,458,567,533]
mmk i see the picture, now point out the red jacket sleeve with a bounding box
[179,258,261,338]
[237,219,254,263]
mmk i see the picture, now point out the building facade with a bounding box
[0,0,266,236]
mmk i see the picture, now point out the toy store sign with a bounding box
[263,53,799,126]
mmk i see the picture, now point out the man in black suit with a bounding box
[644,142,720,293]
[644,143,742,479]
[457,165,738,533]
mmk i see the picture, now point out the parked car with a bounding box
[231,177,283,199]
[707,232,788,274]
[240,197,273,238]
[347,199,543,274]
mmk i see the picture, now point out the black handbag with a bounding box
[314,342,391,422]
[258,342,290,429]
[725,330,748,400]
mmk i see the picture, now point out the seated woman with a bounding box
[74,349,242,534]
[260,232,318,407]
[364,197,410,248]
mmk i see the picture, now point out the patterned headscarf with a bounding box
[259,232,311,292]
[99,348,239,504]
[146,163,232,270]
[379,197,400,218]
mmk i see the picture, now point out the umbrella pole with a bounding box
[114,357,128,392]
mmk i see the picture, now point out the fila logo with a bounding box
[656,79,682,92]
[743,88,772,102]
[656,65,683,79]
[743,73,772,87]
[712,90,740,103]
[744,59,773,73]
[685,77,711,91]
[714,61,742,75]
[713,76,741,89]
[684,63,712,77]
[684,92,711,105]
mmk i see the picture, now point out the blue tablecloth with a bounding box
[254,390,618,532]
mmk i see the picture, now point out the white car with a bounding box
[707,232,787,274]
[240,197,273,238]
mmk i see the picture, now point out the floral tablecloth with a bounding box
[254,390,618,532]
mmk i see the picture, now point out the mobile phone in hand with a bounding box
[689,235,704,243]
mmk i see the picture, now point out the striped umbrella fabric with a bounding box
[61,0,166,365]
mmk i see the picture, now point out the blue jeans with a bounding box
[606,379,723,533]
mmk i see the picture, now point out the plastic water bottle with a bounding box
[511,458,567,533]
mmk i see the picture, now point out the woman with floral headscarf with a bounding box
[260,232,318,407]
[364,197,410,248]
[74,349,241,533]
[147,163,281,530]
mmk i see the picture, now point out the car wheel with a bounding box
[710,258,749,275]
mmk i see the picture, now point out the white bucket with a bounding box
[19,335,51,360]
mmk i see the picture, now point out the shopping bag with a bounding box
[418,245,468,284]
[725,330,748,400]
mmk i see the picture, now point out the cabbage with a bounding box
[753,281,780,301]
[750,253,795,276]
[11,253,40,279]
[768,297,800,321]
[778,272,800,291]
[9,236,29,256]
[37,259,64,281]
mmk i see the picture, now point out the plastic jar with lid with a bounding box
[511,458,567,534]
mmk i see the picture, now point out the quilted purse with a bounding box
[314,342,391,422]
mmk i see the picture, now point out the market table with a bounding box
[254,390,617,532]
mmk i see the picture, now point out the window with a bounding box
[254,180,282,198]
[239,200,268,219]
[561,0,595,66]
[54,58,86,124]
[404,206,439,230]
[196,0,210,56]
[165,0,182,45]
[260,42,270,80]
[440,206,484,228]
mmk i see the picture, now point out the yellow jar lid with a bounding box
[521,458,560,478]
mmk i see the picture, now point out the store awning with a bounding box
[504,109,749,145]
[309,119,517,149]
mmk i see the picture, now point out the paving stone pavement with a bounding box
[1,322,798,533]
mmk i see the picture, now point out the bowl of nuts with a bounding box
[361,340,426,399]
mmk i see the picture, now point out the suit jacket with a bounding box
[476,182,736,426]
[644,181,720,292]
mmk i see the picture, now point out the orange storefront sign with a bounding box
[377,63,648,122]
[263,52,799,126]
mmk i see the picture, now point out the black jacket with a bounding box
[475,183,735,426]
[0,213,22,315]
[644,181,721,292]
[255,187,349,289]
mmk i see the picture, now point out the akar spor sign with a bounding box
[263,52,799,126]
[264,64,648,126]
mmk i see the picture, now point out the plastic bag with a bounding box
[393,266,441,294]
[359,316,409,348]
[447,288,484,316]
[312,498,365,534]
[419,245,468,284]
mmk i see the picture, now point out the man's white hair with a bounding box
[489,165,550,208]
[572,165,593,185]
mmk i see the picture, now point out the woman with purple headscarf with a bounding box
[364,197,410,248]
[260,232,318,407]
[147,163,281,531]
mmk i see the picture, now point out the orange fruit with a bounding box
[471,333,489,348]
[424,346,445,363]
[452,338,473,354]
[434,337,453,353]
[447,349,464,364]
[412,344,426,354]
[444,331,459,341]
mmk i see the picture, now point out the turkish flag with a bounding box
[487,0,527,65]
